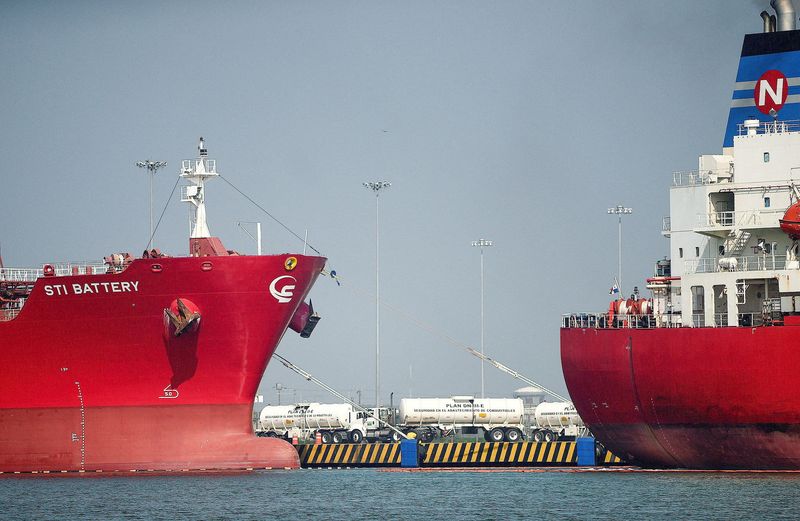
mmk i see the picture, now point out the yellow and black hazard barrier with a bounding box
[296,441,627,468]
[602,450,625,465]
[298,443,401,468]
[421,441,576,467]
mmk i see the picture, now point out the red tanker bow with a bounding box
[164,298,201,337]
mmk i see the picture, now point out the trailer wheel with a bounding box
[543,430,555,442]
[489,427,505,442]
[390,430,403,443]
[348,430,364,443]
[505,428,522,442]
[332,431,344,444]
[320,431,333,444]
[533,430,544,442]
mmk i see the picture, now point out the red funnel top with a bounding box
[780,201,800,239]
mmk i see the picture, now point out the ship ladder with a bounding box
[724,230,751,257]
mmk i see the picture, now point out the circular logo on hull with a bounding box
[754,69,789,115]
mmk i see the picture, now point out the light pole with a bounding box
[471,238,493,398]
[135,160,168,249]
[363,180,391,408]
[607,205,633,295]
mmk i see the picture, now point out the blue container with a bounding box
[576,437,596,466]
[400,439,419,468]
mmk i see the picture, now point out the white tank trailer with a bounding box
[258,403,377,444]
[531,401,587,441]
[397,396,526,442]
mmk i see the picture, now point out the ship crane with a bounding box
[271,353,408,440]
[465,347,571,403]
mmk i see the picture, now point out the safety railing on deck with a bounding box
[695,209,784,230]
[562,311,782,329]
[672,169,732,187]
[685,254,787,274]
[0,261,114,282]
[561,313,682,329]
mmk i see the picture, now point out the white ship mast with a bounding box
[180,137,219,239]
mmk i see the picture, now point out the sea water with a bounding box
[1,469,798,520]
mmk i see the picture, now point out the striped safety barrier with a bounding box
[297,443,401,468]
[421,441,576,467]
[602,450,625,465]
[296,441,627,468]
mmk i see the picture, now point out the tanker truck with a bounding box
[530,401,587,441]
[258,402,388,443]
[392,396,526,442]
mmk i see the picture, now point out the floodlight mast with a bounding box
[135,159,168,249]
[363,180,391,408]
[607,205,633,295]
[471,238,493,398]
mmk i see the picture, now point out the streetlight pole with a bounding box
[607,205,633,295]
[135,160,168,250]
[363,180,391,408]
[471,238,493,398]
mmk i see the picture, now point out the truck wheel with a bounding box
[332,431,344,444]
[348,430,364,443]
[505,428,522,442]
[543,430,555,442]
[489,427,505,442]
[533,430,544,442]
[390,430,403,443]
[320,431,333,444]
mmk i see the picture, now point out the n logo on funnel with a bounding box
[755,70,788,115]
[270,275,297,303]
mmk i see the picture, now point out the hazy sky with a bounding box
[1,1,776,405]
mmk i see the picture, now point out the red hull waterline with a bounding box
[561,326,800,469]
[0,254,325,472]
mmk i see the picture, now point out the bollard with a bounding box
[400,439,419,468]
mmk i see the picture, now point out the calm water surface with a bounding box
[1,469,798,520]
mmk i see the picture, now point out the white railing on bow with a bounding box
[0,261,110,282]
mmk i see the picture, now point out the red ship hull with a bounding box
[561,325,800,469]
[0,254,325,472]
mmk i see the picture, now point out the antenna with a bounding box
[180,137,219,240]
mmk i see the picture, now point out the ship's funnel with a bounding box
[771,0,796,32]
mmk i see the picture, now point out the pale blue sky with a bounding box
[0,1,773,404]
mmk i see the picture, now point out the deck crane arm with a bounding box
[271,352,408,440]
[466,347,571,403]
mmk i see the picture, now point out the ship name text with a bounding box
[44,281,140,296]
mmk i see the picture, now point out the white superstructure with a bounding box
[661,119,800,328]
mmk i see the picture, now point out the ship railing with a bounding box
[561,313,682,329]
[672,169,732,187]
[695,209,783,230]
[736,119,800,136]
[0,261,112,282]
[0,300,24,322]
[685,254,787,274]
[662,216,671,233]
